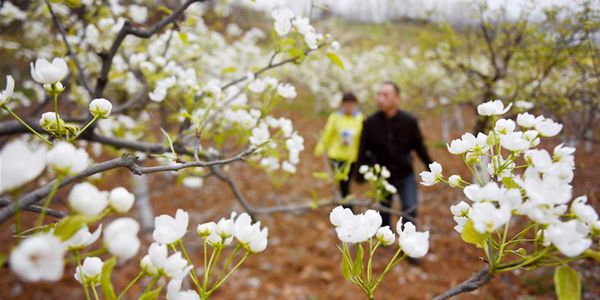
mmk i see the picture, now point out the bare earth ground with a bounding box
[1,105,599,300]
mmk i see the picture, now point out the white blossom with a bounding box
[396,219,429,258]
[30,57,68,85]
[153,209,189,244]
[10,233,66,282]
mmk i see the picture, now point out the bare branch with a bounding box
[0,198,67,219]
[44,0,93,95]
[0,147,256,223]
[433,266,492,300]
[94,0,207,99]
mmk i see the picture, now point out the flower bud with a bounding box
[74,257,103,285]
[89,98,112,118]
[108,187,135,213]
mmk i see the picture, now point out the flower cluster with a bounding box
[358,164,397,201]
[329,206,429,298]
[271,8,325,49]
[421,99,599,275]
[249,116,305,175]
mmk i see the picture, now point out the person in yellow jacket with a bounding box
[315,93,363,209]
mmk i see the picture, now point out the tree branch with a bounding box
[0,147,256,223]
[44,0,93,95]
[433,266,492,300]
[0,198,67,219]
[94,0,207,99]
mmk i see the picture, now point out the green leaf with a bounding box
[139,285,163,300]
[341,248,352,280]
[54,215,100,241]
[221,66,237,74]
[460,220,487,248]
[178,32,188,46]
[352,244,364,276]
[554,266,581,300]
[326,52,345,70]
[101,257,117,300]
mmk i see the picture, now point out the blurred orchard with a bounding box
[0,0,599,299]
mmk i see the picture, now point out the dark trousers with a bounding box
[381,172,418,228]
[331,159,354,210]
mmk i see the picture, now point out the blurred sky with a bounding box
[250,0,593,23]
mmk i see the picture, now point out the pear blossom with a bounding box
[553,144,575,167]
[0,139,47,193]
[147,243,192,279]
[330,206,382,244]
[153,209,189,244]
[74,257,103,285]
[140,255,158,276]
[108,187,135,213]
[182,177,203,189]
[570,196,598,224]
[375,226,395,246]
[468,202,511,234]
[0,75,14,105]
[396,219,429,258]
[448,175,462,187]
[534,117,562,137]
[524,149,553,172]
[522,130,540,147]
[447,138,468,155]
[248,78,266,93]
[65,225,102,250]
[494,119,515,135]
[89,98,112,118]
[500,132,529,152]
[68,182,108,216]
[196,222,217,238]
[277,83,297,99]
[463,182,504,203]
[271,7,294,36]
[419,162,442,186]
[10,233,66,282]
[477,100,512,116]
[546,220,592,257]
[30,57,68,85]
[249,123,270,145]
[516,112,536,128]
[46,142,89,175]
[104,217,140,261]
[39,111,60,128]
[514,100,534,110]
[167,279,200,300]
[450,201,470,233]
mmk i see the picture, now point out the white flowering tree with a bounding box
[0,1,344,299]
[420,100,600,299]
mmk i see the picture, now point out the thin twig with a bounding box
[432,266,492,300]
[0,199,67,219]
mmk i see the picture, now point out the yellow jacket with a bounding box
[315,111,363,162]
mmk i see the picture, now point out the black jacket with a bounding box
[357,110,433,181]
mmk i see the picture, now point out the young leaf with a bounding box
[54,215,100,241]
[139,285,163,300]
[101,257,118,300]
[460,220,487,248]
[554,266,581,300]
[352,244,364,276]
[326,52,345,70]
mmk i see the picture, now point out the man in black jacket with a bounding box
[357,81,433,228]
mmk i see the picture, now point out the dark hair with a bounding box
[382,80,401,95]
[341,92,358,103]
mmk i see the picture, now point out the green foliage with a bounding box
[554,266,581,300]
[101,257,118,300]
